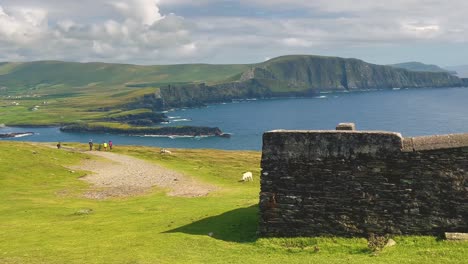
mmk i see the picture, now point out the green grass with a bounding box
[0,141,467,263]
[0,60,251,126]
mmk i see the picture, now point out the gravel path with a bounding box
[69,150,217,199]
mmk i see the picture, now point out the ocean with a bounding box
[2,87,468,150]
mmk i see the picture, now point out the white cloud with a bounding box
[0,0,467,65]
[179,42,197,56]
[402,23,441,38]
[0,2,198,64]
[110,0,163,25]
[0,6,48,44]
[281,38,313,47]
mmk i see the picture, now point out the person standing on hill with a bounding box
[88,139,93,151]
[103,141,108,151]
[109,140,113,150]
[57,142,61,149]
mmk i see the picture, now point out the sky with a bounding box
[0,0,467,66]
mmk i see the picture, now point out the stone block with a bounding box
[336,123,356,131]
[445,232,468,241]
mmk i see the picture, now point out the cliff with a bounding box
[245,55,462,91]
[156,55,464,109]
[159,81,272,109]
[463,78,468,86]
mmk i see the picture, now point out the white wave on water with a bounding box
[137,134,212,139]
[314,95,327,99]
[168,116,181,119]
[137,135,190,138]
[171,118,192,122]
[168,135,194,139]
[14,133,34,138]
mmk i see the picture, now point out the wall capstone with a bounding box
[336,122,356,131]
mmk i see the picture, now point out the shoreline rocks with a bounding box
[0,132,34,138]
[60,124,229,138]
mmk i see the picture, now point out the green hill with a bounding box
[389,61,456,74]
[251,56,461,91]
[446,64,468,78]
[0,61,250,126]
[0,60,250,94]
[159,55,464,108]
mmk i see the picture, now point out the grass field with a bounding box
[0,61,251,126]
[0,141,466,263]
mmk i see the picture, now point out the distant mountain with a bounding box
[445,65,468,78]
[0,60,250,93]
[389,62,456,74]
[248,56,461,90]
[160,55,465,108]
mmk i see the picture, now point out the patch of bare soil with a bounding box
[68,150,217,199]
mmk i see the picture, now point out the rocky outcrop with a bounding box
[462,78,468,86]
[159,81,273,109]
[105,111,167,126]
[60,123,225,137]
[125,93,165,111]
[0,132,34,138]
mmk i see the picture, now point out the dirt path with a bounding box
[68,150,217,199]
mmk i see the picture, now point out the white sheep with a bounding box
[242,171,253,182]
[160,148,172,155]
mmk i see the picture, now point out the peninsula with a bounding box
[0,55,467,131]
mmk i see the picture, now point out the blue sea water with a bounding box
[2,87,468,150]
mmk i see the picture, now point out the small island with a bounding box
[0,132,34,138]
[60,123,230,138]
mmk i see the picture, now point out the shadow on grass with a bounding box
[165,205,259,243]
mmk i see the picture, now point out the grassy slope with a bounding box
[0,141,466,263]
[388,62,453,73]
[0,61,250,91]
[0,61,250,125]
[257,55,346,92]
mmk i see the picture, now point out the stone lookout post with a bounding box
[336,122,356,131]
[259,123,468,237]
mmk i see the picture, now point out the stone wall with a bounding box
[259,127,468,237]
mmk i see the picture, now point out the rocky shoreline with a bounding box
[60,124,231,138]
[0,132,34,138]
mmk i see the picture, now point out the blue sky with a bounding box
[0,0,467,66]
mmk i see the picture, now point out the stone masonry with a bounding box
[259,124,468,237]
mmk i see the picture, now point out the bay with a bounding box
[2,87,468,150]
